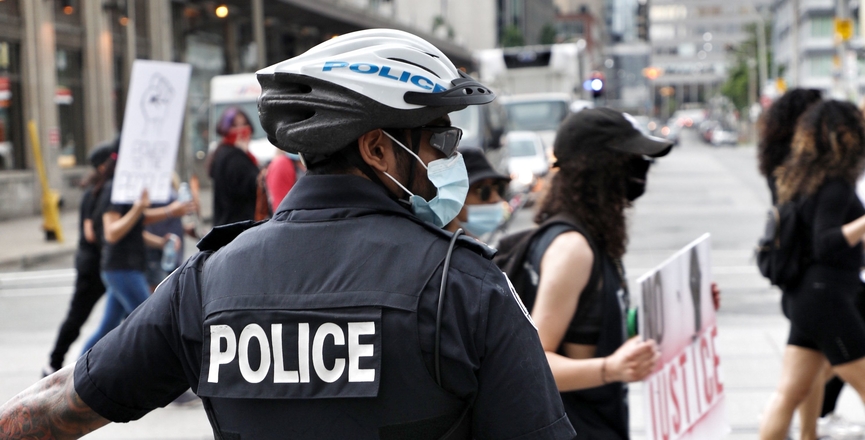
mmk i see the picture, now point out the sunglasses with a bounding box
[411,126,463,157]
[475,181,508,202]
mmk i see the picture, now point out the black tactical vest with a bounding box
[194,217,474,439]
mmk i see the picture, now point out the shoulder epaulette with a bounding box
[196,220,267,252]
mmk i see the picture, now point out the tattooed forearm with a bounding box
[0,366,109,439]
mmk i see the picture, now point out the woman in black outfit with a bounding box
[43,140,117,375]
[208,107,260,226]
[759,100,865,440]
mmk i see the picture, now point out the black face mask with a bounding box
[626,156,652,201]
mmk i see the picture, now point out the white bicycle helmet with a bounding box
[257,28,495,157]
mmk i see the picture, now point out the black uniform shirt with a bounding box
[74,175,575,439]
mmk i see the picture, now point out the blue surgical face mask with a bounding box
[463,203,505,236]
[382,132,469,228]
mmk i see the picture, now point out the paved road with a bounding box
[2,129,863,439]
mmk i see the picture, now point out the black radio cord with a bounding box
[435,228,463,387]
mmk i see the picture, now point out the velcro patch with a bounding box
[198,307,381,399]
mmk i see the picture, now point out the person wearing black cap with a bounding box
[42,138,118,376]
[521,108,672,439]
[444,147,511,238]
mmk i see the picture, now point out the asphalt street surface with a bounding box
[1,129,863,439]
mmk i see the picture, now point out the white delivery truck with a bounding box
[209,73,278,165]
[474,43,582,98]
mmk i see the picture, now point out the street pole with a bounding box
[755,15,768,99]
[791,0,800,86]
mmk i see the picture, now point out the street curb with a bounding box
[0,247,77,271]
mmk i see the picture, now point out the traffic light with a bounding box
[587,71,604,99]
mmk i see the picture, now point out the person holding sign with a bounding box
[759,100,865,440]
[80,178,193,354]
[518,108,670,439]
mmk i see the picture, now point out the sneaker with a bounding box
[41,364,57,378]
[817,413,865,439]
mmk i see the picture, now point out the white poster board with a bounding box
[637,234,730,440]
[112,60,192,204]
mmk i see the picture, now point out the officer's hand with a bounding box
[606,336,660,383]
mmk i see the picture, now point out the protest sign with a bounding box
[112,60,191,204]
[638,234,729,440]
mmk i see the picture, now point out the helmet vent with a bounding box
[387,57,441,79]
[280,83,312,94]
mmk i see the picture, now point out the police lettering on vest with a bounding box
[198,308,382,399]
[321,61,449,93]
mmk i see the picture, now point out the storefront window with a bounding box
[56,48,85,168]
[0,41,23,171]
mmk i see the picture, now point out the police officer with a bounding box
[0,29,575,440]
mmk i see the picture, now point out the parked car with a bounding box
[500,93,571,161]
[505,131,549,193]
[710,124,738,146]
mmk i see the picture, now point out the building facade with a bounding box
[0,0,483,220]
[649,0,770,112]
[772,0,863,98]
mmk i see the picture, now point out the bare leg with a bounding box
[760,345,827,440]
[833,356,865,404]
[796,361,831,440]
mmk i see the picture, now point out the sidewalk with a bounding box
[0,188,213,271]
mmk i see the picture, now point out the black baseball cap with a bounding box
[553,108,672,165]
[459,147,510,186]
[88,137,119,167]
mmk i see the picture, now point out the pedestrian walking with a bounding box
[444,147,510,238]
[759,100,865,440]
[208,106,260,226]
[756,88,830,440]
[0,29,575,440]
[42,139,117,376]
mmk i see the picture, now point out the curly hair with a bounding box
[757,88,822,177]
[776,100,865,204]
[534,148,631,259]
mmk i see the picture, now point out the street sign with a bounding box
[835,18,853,41]
[638,234,730,440]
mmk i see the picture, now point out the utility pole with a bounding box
[791,0,800,86]
[755,13,768,100]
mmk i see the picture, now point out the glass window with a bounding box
[55,48,85,168]
[508,139,539,157]
[505,101,569,131]
[809,54,833,76]
[811,16,833,37]
[0,41,23,171]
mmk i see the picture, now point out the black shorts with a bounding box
[783,269,865,366]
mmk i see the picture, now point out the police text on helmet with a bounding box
[322,61,448,93]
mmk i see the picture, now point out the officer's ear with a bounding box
[357,129,398,174]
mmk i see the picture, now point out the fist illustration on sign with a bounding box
[141,73,174,134]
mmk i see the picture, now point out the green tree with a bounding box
[720,22,773,112]
[540,24,557,45]
[502,25,525,47]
